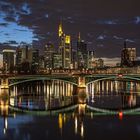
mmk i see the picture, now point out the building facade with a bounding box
[87,51,94,69]
[58,22,71,69]
[77,34,87,69]
[44,43,54,69]
[3,49,15,73]
[52,53,62,69]
[121,41,136,67]
[16,46,39,73]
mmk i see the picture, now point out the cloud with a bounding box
[4,33,9,36]
[97,35,107,40]
[0,0,140,57]
[45,14,49,19]
[21,3,31,15]
[4,16,17,22]
[135,16,140,24]
[0,23,9,27]
[0,40,19,47]
[7,40,18,44]
[14,29,28,32]
[113,36,123,40]
[96,19,118,25]
[125,39,135,43]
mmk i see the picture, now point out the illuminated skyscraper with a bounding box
[16,46,39,73]
[63,35,71,68]
[16,47,22,66]
[3,49,15,73]
[87,51,94,69]
[44,43,54,69]
[72,49,78,69]
[52,53,62,69]
[58,22,64,55]
[30,48,39,73]
[58,22,71,69]
[121,41,136,67]
[77,33,87,69]
[16,45,29,64]
[58,22,63,37]
[97,58,104,68]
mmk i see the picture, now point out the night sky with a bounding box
[0,0,140,57]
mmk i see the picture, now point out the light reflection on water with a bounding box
[9,80,77,110]
[87,80,140,110]
[0,79,140,140]
[7,79,140,111]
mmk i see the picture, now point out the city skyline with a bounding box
[1,1,140,140]
[0,0,140,57]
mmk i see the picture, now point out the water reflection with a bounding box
[0,89,9,135]
[78,104,85,138]
[0,79,140,140]
[8,79,140,111]
[9,80,77,110]
[87,80,140,110]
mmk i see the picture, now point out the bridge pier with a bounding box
[78,76,86,88]
[0,77,9,89]
[77,76,87,104]
[77,87,87,104]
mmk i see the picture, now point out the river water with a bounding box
[0,79,140,140]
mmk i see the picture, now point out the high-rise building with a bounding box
[44,43,54,69]
[97,58,104,68]
[52,53,62,69]
[3,49,15,73]
[77,33,87,69]
[16,47,22,66]
[87,51,94,69]
[30,49,39,73]
[58,22,63,37]
[63,35,71,68]
[32,49,39,65]
[16,46,39,64]
[71,49,78,69]
[16,46,29,65]
[121,41,136,67]
[58,22,71,69]
[39,55,45,69]
[22,46,29,62]
[93,58,104,68]
[16,46,39,73]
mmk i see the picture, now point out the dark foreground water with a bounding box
[1,79,140,140]
[0,113,140,140]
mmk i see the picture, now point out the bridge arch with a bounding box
[86,76,140,85]
[87,105,140,114]
[9,77,78,87]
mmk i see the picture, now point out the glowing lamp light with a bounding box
[118,74,123,78]
[119,111,123,120]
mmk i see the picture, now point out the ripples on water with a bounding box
[9,80,78,110]
[0,79,140,140]
[87,80,140,110]
[8,80,140,111]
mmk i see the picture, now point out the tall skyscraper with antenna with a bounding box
[77,33,87,69]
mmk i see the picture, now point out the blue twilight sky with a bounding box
[0,0,140,57]
[0,14,34,45]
